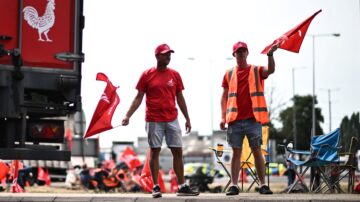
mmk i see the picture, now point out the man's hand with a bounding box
[122,116,130,126]
[185,121,192,134]
[267,44,279,56]
[220,119,227,130]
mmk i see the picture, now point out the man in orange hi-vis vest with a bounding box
[220,41,278,195]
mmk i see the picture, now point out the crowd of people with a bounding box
[65,162,143,193]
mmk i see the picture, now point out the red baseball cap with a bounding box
[155,44,175,55]
[232,41,248,56]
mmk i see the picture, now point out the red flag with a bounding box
[37,167,52,185]
[138,149,166,193]
[45,169,51,186]
[118,147,142,171]
[84,73,120,139]
[37,167,47,181]
[261,10,322,54]
[0,161,9,181]
[169,168,178,193]
[11,160,24,193]
[65,128,72,150]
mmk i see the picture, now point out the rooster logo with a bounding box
[23,0,56,42]
[167,79,174,87]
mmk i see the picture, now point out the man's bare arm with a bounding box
[176,91,191,133]
[261,44,278,78]
[122,91,145,125]
[220,88,228,130]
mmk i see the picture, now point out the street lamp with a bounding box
[308,33,340,191]
[187,57,214,135]
[320,88,340,132]
[309,33,340,136]
[292,66,306,149]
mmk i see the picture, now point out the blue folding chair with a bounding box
[283,128,341,193]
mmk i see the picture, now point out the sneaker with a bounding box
[152,185,162,198]
[176,184,200,196]
[259,185,273,194]
[226,185,240,195]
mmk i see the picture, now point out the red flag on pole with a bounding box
[261,9,322,54]
[138,149,166,193]
[45,169,51,186]
[11,160,24,193]
[37,167,46,181]
[38,167,51,186]
[0,161,9,181]
[118,147,142,171]
[169,168,179,193]
[84,73,120,139]
[65,128,73,150]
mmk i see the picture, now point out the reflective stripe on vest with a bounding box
[225,67,238,123]
[226,65,269,125]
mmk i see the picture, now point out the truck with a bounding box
[0,0,84,162]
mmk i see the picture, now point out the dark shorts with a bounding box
[227,119,262,149]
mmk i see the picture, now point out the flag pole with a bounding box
[112,124,123,129]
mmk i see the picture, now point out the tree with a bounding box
[265,85,287,151]
[278,95,324,150]
[340,112,360,151]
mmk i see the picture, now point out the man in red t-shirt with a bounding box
[220,41,278,195]
[122,44,199,198]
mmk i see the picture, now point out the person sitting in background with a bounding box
[65,165,80,189]
[17,166,33,189]
[92,163,109,192]
[79,164,91,190]
[117,168,141,192]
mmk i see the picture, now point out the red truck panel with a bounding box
[22,0,75,69]
[0,0,19,65]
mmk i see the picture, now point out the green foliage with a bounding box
[340,112,360,151]
[278,95,324,150]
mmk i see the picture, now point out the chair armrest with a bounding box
[208,147,217,152]
[208,147,231,153]
[261,148,269,156]
[338,152,351,156]
[278,144,311,155]
[289,149,311,155]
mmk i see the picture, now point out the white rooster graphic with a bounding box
[23,0,56,42]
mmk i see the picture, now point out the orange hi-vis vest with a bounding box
[225,65,269,125]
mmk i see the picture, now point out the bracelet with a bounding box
[267,53,273,57]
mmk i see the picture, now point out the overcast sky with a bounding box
[82,0,360,148]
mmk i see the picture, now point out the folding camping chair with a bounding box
[284,128,341,193]
[209,146,231,193]
[211,125,270,193]
[329,136,358,193]
[239,125,270,192]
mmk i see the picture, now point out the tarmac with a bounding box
[0,193,359,202]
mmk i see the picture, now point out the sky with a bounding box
[82,0,360,148]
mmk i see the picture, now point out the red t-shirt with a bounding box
[136,67,184,122]
[222,65,267,121]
